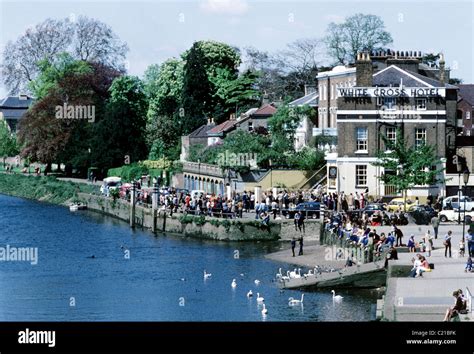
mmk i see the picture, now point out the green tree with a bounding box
[0,120,19,167]
[181,41,240,132]
[19,57,121,175]
[143,63,160,99]
[267,104,314,166]
[146,59,184,118]
[91,76,148,171]
[326,13,393,64]
[29,52,92,99]
[212,69,260,116]
[372,129,444,211]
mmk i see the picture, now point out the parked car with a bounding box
[284,201,321,219]
[439,209,474,223]
[409,205,437,225]
[443,196,474,211]
[358,203,386,217]
[385,198,417,212]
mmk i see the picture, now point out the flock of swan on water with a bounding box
[203,268,343,316]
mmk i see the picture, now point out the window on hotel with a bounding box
[248,121,253,131]
[356,127,368,151]
[415,128,427,148]
[385,127,397,149]
[383,97,397,110]
[356,165,367,186]
[416,98,427,110]
[467,111,471,120]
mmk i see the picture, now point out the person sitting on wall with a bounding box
[444,290,464,321]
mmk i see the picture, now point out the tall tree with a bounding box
[212,69,260,116]
[18,57,121,175]
[2,16,128,94]
[73,16,129,68]
[326,13,393,64]
[372,129,444,211]
[243,38,324,101]
[146,59,184,118]
[92,76,148,170]
[181,40,240,132]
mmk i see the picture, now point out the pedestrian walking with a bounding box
[298,212,305,234]
[431,214,440,239]
[294,211,301,231]
[444,230,452,258]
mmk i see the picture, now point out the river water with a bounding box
[0,194,377,321]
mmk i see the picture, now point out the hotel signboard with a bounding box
[338,87,445,98]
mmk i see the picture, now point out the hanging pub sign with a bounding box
[329,166,337,179]
[338,87,445,98]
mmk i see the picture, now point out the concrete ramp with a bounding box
[279,262,387,289]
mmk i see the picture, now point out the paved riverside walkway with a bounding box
[266,222,474,321]
[382,225,474,321]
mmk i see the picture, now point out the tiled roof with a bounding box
[252,103,277,116]
[373,65,456,88]
[458,85,474,105]
[0,96,35,108]
[207,119,238,136]
[289,91,318,107]
[189,123,215,138]
[0,96,34,120]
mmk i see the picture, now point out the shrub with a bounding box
[193,215,206,226]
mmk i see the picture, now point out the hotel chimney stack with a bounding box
[356,52,373,87]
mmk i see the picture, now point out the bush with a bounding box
[193,215,206,226]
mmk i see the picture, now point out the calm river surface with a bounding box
[0,194,377,321]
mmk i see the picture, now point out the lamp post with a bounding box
[462,169,470,244]
[457,160,463,225]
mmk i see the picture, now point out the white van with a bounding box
[443,196,474,211]
[101,177,122,196]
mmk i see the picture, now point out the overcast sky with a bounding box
[0,0,473,97]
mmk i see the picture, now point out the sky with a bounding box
[0,0,473,97]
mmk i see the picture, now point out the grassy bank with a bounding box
[0,173,99,205]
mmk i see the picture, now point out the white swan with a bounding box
[254,279,260,285]
[247,290,253,298]
[303,270,313,277]
[261,303,268,315]
[293,268,302,279]
[289,268,297,278]
[231,279,237,288]
[276,268,283,279]
[331,290,343,301]
[281,271,290,281]
[203,270,212,279]
[288,294,304,306]
[256,293,264,302]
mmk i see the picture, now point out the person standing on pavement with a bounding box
[444,230,453,258]
[348,193,354,211]
[431,214,440,239]
[468,231,474,257]
[424,231,433,257]
[291,237,296,257]
[298,236,304,256]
